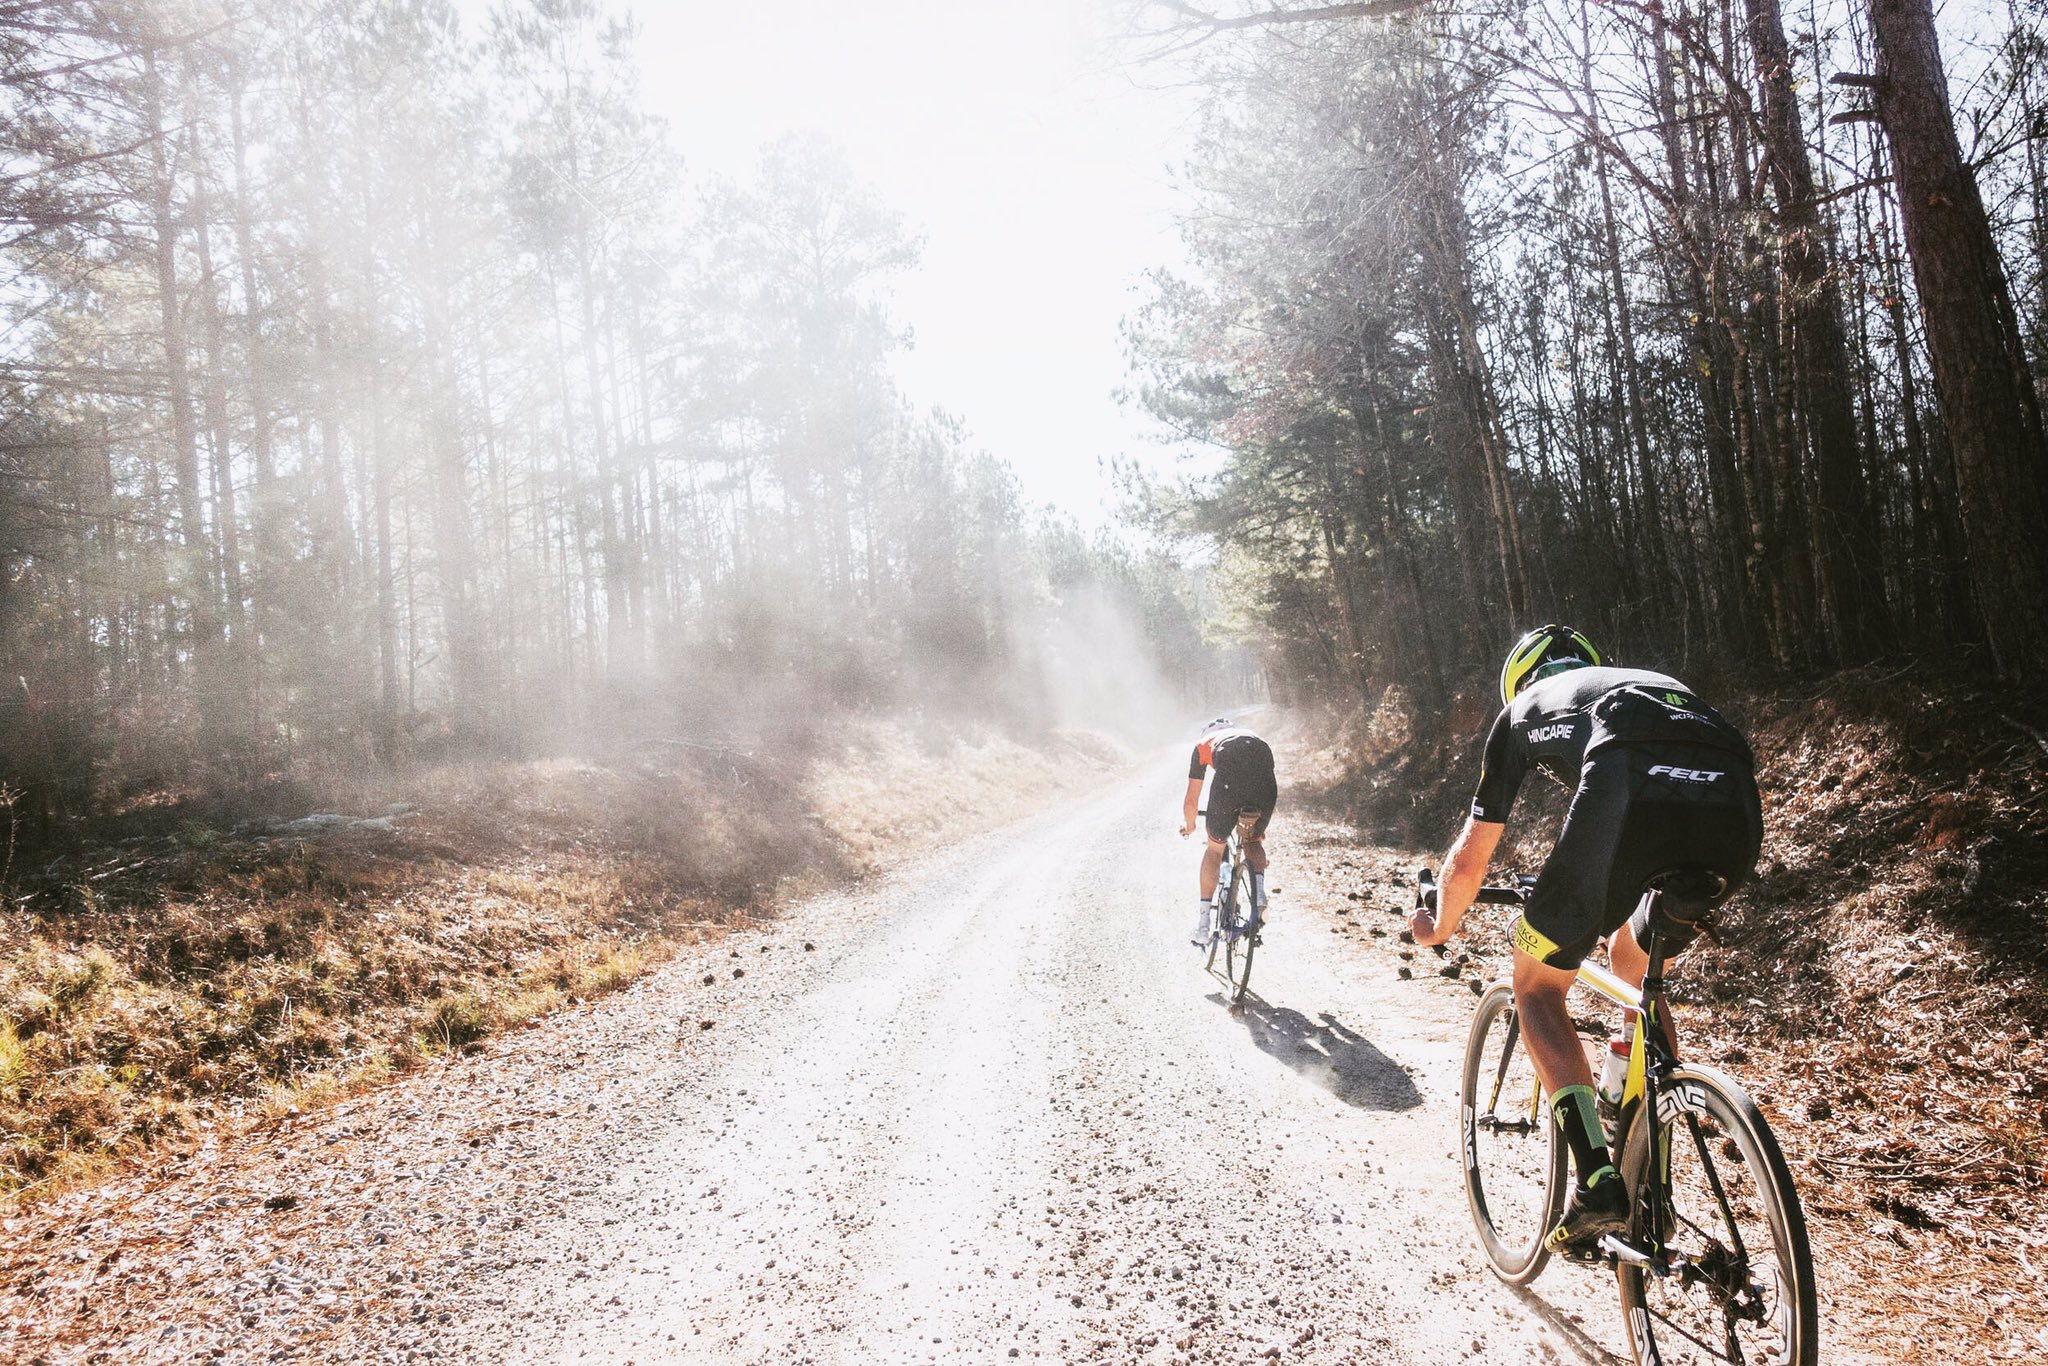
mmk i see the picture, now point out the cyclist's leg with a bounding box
[1515,946,1626,1246]
[1605,920,1678,1056]
[1198,836,1225,901]
[1241,797,1275,916]
[1201,783,1244,904]
[1243,802,1273,872]
[1188,797,1234,943]
[1190,834,1226,944]
[1513,750,1629,1234]
[1607,920,1648,985]
[1509,951,1592,1096]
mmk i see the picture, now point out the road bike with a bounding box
[1419,867,1819,1366]
[1200,806,1265,1007]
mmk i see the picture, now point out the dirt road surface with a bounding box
[3,759,1649,1364]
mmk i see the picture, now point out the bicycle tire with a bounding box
[1220,856,1248,1003]
[1459,982,1566,1285]
[1617,1063,1818,1366]
[1204,843,1234,978]
[1229,878,1256,1005]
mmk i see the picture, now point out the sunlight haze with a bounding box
[480,0,1199,524]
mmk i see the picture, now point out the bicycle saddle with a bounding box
[1643,865,1730,921]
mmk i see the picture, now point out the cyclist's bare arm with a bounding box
[1413,816,1505,946]
[1179,777,1204,838]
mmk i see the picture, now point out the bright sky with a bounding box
[469,0,1205,526]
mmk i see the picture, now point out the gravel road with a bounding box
[2,758,1633,1364]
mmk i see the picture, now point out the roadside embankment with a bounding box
[0,721,1130,1198]
[1278,667,2048,1359]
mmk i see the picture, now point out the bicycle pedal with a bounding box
[1598,1235,1654,1267]
[1595,1236,1679,1276]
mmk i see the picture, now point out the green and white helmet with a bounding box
[1499,624,1602,707]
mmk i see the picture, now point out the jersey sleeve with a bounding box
[1469,708,1524,823]
[1188,742,1209,780]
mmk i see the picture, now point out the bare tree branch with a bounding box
[1150,0,1433,31]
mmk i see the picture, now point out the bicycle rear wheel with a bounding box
[1459,982,1566,1284]
[1217,860,1252,1004]
[1617,1064,1818,1366]
[1227,880,1256,1005]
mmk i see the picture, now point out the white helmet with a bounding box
[1201,717,1234,736]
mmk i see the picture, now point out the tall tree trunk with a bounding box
[420,206,483,734]
[186,110,250,687]
[1746,0,1889,660]
[227,59,278,701]
[1415,170,1531,632]
[142,47,225,742]
[559,89,632,676]
[1867,0,2048,674]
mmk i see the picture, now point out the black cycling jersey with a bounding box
[1470,666,1752,824]
[1471,667,1762,971]
[1191,729,1277,843]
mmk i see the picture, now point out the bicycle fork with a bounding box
[1479,1010,1545,1137]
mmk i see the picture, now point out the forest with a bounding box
[0,7,2044,1355]
[1129,0,2048,711]
[0,0,1211,835]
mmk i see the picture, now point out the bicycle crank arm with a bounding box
[1597,1235,1674,1274]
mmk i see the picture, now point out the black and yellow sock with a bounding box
[1551,1085,1616,1190]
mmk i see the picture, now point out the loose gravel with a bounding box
[2,760,1694,1363]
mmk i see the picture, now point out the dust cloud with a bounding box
[0,3,1214,821]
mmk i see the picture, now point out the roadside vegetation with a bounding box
[0,722,1131,1197]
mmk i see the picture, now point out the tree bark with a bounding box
[142,46,225,738]
[1866,0,2048,674]
[1745,0,1889,660]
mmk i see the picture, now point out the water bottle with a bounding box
[1596,1037,1631,1113]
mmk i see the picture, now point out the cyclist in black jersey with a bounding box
[1410,625,1763,1251]
[1180,718,1277,946]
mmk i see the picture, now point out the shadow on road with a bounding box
[1510,1285,1631,1365]
[1212,992,1424,1111]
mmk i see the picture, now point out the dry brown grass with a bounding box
[810,722,1131,870]
[0,824,691,1198]
[0,719,1124,1202]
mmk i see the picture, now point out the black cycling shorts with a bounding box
[1205,788,1275,843]
[1512,743,1762,971]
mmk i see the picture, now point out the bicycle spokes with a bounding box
[1460,984,1566,1286]
[1620,1068,1816,1366]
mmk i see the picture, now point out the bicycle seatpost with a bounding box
[1640,891,1670,993]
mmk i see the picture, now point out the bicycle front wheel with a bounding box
[1204,859,1232,978]
[1618,1064,1818,1366]
[1459,982,1566,1285]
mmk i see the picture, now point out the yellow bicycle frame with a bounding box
[1573,960,1650,1105]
